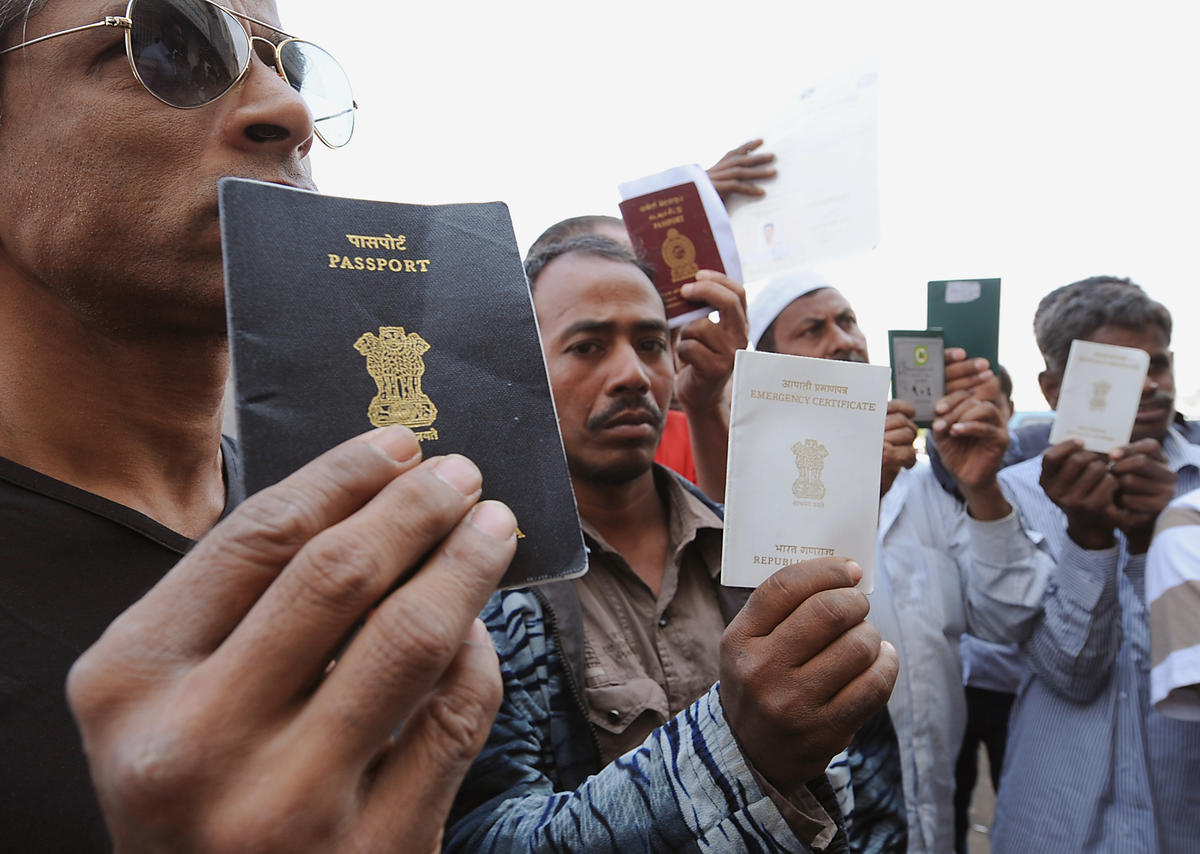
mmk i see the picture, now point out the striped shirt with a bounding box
[1147,487,1200,719]
[978,427,1200,853]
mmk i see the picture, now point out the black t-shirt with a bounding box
[0,441,242,853]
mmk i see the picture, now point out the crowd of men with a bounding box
[2,1,1197,852]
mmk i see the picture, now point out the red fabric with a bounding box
[655,409,697,484]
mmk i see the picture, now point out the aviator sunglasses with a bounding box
[0,0,356,148]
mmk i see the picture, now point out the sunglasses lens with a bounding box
[128,0,250,108]
[279,40,355,148]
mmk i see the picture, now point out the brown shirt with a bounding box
[575,470,725,764]
[574,469,840,849]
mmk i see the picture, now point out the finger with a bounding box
[360,619,502,847]
[794,619,882,702]
[687,271,749,312]
[729,558,862,639]
[822,639,899,741]
[886,398,916,418]
[945,356,990,383]
[211,455,493,710]
[304,500,516,757]
[946,422,1007,443]
[101,427,423,661]
[1061,457,1113,503]
[944,347,968,364]
[931,396,983,433]
[770,586,872,666]
[1111,457,1177,486]
[1111,438,1168,464]
[1041,440,1086,475]
[933,389,973,416]
[946,364,994,395]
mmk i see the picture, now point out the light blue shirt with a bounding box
[981,428,1200,853]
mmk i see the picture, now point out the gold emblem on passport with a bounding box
[1090,380,1111,412]
[791,438,829,501]
[354,326,439,440]
[661,227,699,283]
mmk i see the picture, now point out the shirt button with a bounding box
[607,709,621,723]
[658,616,669,628]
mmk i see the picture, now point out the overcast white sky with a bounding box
[284,0,1200,417]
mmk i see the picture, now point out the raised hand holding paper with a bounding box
[721,350,890,591]
[1049,339,1150,453]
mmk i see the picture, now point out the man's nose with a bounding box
[606,341,653,395]
[218,44,314,160]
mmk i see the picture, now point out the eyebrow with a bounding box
[559,318,669,338]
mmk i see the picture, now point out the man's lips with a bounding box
[1135,403,1172,423]
[602,409,658,430]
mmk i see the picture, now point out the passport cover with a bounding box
[927,278,1001,370]
[721,350,889,592]
[618,164,742,328]
[219,178,587,589]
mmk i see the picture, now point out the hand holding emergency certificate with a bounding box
[721,350,890,591]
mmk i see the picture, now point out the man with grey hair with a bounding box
[975,276,1200,852]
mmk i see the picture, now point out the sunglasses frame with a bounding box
[0,0,356,148]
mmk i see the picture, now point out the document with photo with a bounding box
[721,350,890,592]
[1049,339,1150,453]
[725,66,880,286]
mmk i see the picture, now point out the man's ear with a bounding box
[1038,370,1061,410]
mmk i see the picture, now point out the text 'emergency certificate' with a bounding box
[721,350,890,592]
[1048,339,1150,453]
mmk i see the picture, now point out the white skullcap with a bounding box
[748,270,834,349]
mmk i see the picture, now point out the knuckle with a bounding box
[295,533,387,615]
[422,678,502,763]
[370,602,461,680]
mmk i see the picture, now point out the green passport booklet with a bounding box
[927,278,1001,370]
[219,178,587,589]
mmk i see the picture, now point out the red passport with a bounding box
[619,179,727,326]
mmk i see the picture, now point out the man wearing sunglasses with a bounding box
[1,2,517,852]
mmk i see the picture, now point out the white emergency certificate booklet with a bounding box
[1048,339,1150,453]
[721,350,890,592]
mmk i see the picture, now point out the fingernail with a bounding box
[975,358,988,371]
[881,640,897,656]
[932,420,945,432]
[468,500,517,540]
[433,455,482,495]
[369,425,420,462]
[845,560,863,583]
[463,618,495,648]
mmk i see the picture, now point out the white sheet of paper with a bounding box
[1048,339,1150,453]
[726,66,880,286]
[721,350,890,591]
[618,163,743,311]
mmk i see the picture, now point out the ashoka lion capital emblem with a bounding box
[791,438,829,501]
[354,326,438,436]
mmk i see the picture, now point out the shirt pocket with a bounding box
[584,678,670,736]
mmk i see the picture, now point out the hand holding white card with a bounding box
[1048,339,1150,453]
[721,350,890,591]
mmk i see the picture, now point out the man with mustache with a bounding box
[446,234,899,851]
[973,277,1200,853]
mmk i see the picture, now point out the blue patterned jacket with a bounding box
[444,471,847,852]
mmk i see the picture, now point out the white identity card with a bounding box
[725,65,880,286]
[721,350,890,592]
[1048,339,1150,453]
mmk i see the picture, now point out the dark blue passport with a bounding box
[219,178,586,588]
